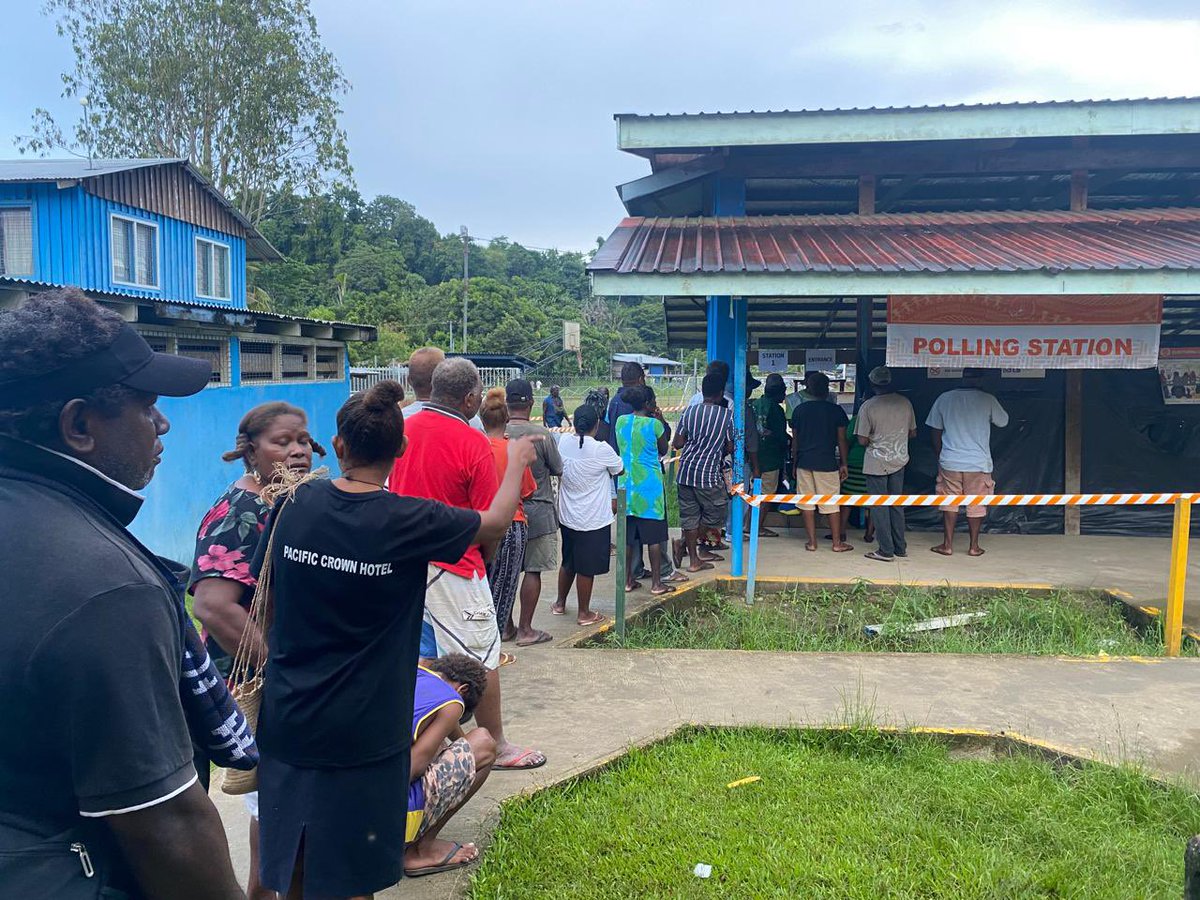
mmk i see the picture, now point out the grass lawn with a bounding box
[600,584,1183,656]
[469,728,1200,899]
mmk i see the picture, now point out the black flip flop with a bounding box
[405,842,478,878]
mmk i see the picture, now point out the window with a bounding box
[281,344,312,380]
[315,346,343,380]
[0,207,33,276]
[240,341,276,383]
[111,215,158,287]
[195,237,231,300]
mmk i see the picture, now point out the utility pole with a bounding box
[460,226,470,353]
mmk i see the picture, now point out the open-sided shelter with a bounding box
[588,99,1200,567]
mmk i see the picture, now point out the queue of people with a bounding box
[0,289,1015,900]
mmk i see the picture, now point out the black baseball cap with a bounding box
[0,322,212,408]
[505,378,534,404]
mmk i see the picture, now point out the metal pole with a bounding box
[615,485,627,641]
[460,226,469,353]
[1166,496,1191,656]
[731,298,748,576]
[746,477,762,605]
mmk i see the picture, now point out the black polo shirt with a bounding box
[0,437,194,847]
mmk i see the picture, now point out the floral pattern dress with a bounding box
[189,484,269,664]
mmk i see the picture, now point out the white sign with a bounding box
[927,366,963,379]
[805,348,836,372]
[758,350,788,373]
[886,295,1162,370]
[1001,368,1045,379]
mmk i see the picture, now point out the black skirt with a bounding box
[561,524,612,577]
[258,750,410,898]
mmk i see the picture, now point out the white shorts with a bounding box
[421,567,501,670]
[244,791,259,818]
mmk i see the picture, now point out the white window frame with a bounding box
[110,213,160,289]
[0,204,35,277]
[194,235,232,301]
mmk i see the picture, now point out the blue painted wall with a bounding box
[130,378,352,564]
[0,182,246,307]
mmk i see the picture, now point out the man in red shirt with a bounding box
[391,357,546,771]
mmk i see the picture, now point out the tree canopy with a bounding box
[251,189,672,374]
[20,0,351,225]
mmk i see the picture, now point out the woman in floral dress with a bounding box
[190,401,324,900]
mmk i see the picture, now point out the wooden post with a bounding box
[858,174,876,215]
[1166,497,1191,657]
[1064,370,1083,535]
[1070,169,1088,211]
[614,485,627,641]
[746,478,762,606]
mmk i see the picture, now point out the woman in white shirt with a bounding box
[552,404,623,625]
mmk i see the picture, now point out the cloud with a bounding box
[826,3,1200,103]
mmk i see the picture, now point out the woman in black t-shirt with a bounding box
[255,380,538,899]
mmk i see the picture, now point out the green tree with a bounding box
[21,0,351,225]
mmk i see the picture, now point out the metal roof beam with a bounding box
[617,101,1200,152]
[594,269,1200,297]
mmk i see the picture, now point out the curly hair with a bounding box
[0,288,132,445]
[222,402,326,469]
[423,654,489,714]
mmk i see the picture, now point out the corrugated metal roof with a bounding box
[0,158,280,261]
[588,209,1200,276]
[0,158,184,181]
[615,97,1200,119]
[611,352,681,366]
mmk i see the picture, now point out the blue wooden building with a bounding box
[0,158,375,561]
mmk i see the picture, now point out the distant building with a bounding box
[611,352,682,378]
[0,158,374,561]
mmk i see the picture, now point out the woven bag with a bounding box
[220,517,277,795]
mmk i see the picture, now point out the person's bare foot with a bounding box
[930,544,953,556]
[577,611,606,626]
[404,838,478,875]
[805,542,818,551]
[831,542,854,552]
[968,547,986,557]
[550,602,567,615]
[494,741,546,770]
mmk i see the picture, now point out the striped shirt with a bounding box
[676,401,734,488]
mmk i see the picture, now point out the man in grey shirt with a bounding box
[855,366,917,562]
[505,378,563,646]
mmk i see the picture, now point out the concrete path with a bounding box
[211,529,1200,898]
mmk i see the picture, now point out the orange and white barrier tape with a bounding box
[730,487,1198,510]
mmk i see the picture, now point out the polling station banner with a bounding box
[886,295,1161,369]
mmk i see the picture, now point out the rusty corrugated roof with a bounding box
[588,209,1200,276]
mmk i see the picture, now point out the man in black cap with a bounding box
[505,377,563,646]
[0,289,245,898]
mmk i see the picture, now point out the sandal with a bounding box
[499,651,517,667]
[495,748,547,770]
[650,584,676,596]
[515,629,553,647]
[405,841,479,878]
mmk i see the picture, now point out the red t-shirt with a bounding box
[390,407,498,578]
[487,436,537,524]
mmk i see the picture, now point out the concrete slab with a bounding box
[210,527,1200,899]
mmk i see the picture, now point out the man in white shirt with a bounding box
[925,369,1009,557]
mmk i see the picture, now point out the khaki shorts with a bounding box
[422,567,501,669]
[936,469,995,519]
[796,468,841,514]
[524,530,559,573]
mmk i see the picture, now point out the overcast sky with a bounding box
[3,1,1199,251]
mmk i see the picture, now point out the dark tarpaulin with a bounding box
[852,363,1200,537]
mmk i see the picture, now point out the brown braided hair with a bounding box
[222,402,326,469]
